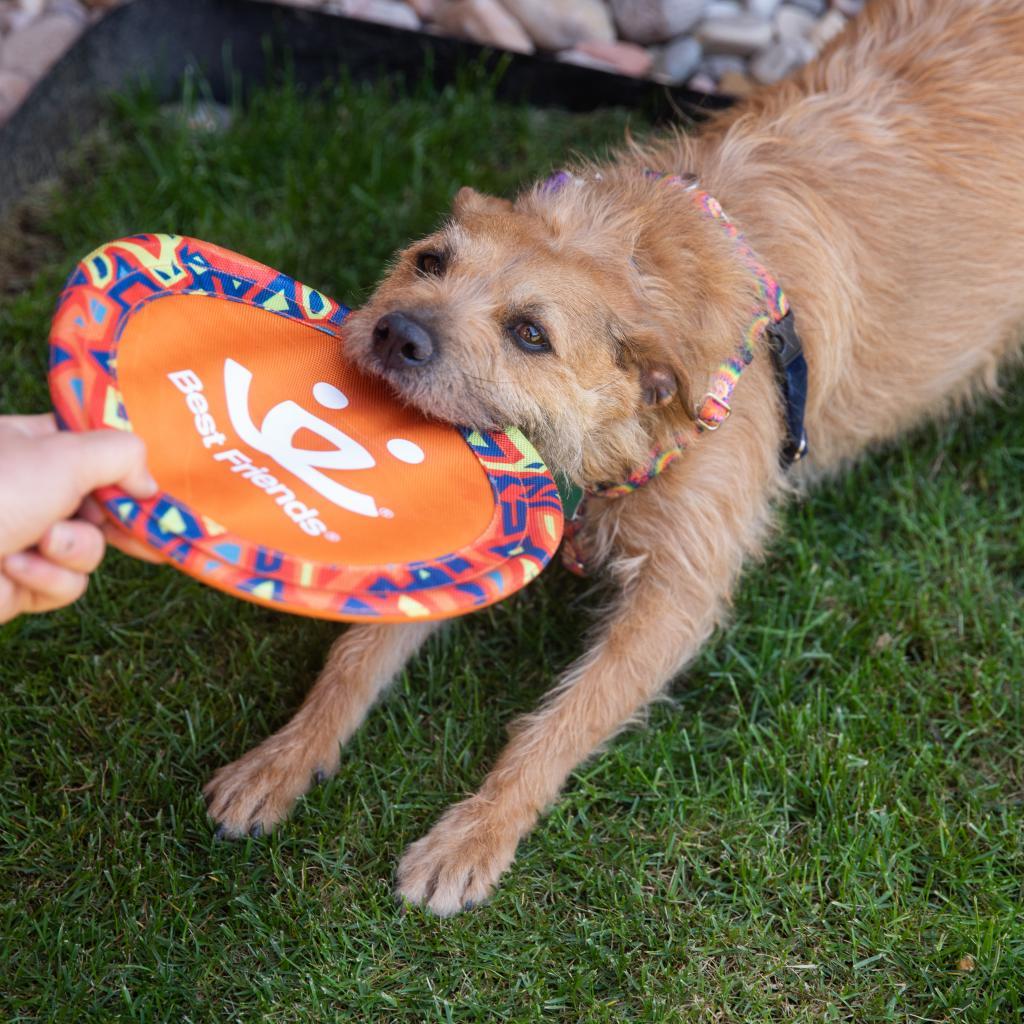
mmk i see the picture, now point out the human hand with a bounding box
[0,414,160,623]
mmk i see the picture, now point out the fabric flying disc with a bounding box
[48,234,563,622]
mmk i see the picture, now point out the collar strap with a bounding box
[645,171,806,457]
[556,170,810,575]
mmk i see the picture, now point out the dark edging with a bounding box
[0,0,732,219]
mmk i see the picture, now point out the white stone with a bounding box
[435,0,534,53]
[45,0,88,21]
[406,0,441,18]
[2,0,44,34]
[749,37,804,82]
[703,0,739,16]
[501,0,615,49]
[774,3,816,40]
[573,38,654,75]
[0,12,84,81]
[610,0,706,46]
[745,0,778,18]
[558,47,619,73]
[654,33,702,83]
[332,0,420,30]
[697,13,772,55]
[701,52,745,78]
[811,7,846,50]
[687,70,717,93]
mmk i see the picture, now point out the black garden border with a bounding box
[0,0,731,219]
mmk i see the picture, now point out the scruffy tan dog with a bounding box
[204,0,1024,914]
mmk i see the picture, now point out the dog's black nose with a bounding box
[372,312,435,370]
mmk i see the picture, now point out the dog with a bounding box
[203,0,1024,915]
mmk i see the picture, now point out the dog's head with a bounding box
[344,172,751,481]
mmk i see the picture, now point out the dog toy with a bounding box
[48,235,564,622]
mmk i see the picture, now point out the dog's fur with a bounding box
[204,0,1024,914]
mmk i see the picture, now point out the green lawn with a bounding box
[1,71,1021,1022]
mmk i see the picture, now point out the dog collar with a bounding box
[556,170,810,575]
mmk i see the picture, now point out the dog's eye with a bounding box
[416,251,444,276]
[510,320,551,354]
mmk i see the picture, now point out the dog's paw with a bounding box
[203,744,328,840]
[395,799,520,916]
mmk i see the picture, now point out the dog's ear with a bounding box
[639,363,678,407]
[454,186,514,218]
[623,325,696,418]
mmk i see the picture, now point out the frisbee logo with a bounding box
[167,359,428,546]
[224,358,385,519]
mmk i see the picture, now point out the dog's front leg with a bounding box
[205,620,439,838]
[395,418,779,915]
[394,524,751,913]
[394,569,718,914]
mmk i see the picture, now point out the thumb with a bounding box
[55,429,159,503]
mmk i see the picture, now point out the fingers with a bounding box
[60,430,158,501]
[1,550,89,618]
[0,414,58,439]
[38,520,106,574]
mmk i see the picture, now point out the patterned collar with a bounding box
[552,169,810,576]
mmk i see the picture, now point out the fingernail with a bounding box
[4,553,29,574]
[140,471,159,497]
[48,523,74,556]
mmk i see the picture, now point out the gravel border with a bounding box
[0,0,735,219]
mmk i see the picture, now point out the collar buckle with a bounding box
[697,393,731,431]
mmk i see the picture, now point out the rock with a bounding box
[500,0,615,50]
[558,47,615,73]
[749,37,806,82]
[704,0,740,16]
[0,12,85,81]
[775,3,816,40]
[45,0,88,20]
[0,68,31,122]
[687,70,717,93]
[568,38,654,76]
[697,13,772,55]
[718,68,754,96]
[745,0,779,18]
[609,0,705,45]
[331,0,421,29]
[407,0,441,18]
[1,0,44,34]
[654,34,702,83]
[811,7,846,49]
[701,52,745,78]
[435,0,534,52]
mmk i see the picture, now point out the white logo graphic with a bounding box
[223,358,424,519]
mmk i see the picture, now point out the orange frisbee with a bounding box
[48,234,563,622]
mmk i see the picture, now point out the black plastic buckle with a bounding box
[765,310,810,467]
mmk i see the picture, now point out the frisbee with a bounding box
[47,234,563,622]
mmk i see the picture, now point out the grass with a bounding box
[1,68,1022,1022]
